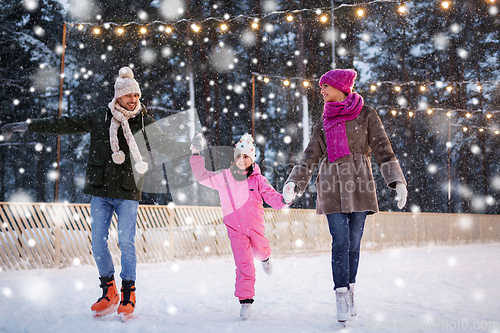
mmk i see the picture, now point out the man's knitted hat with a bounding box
[319,69,357,93]
[234,133,256,163]
[114,67,141,99]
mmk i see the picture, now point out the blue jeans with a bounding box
[90,196,139,281]
[326,212,368,290]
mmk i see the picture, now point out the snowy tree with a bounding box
[0,0,66,202]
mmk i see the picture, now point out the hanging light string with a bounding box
[70,0,497,33]
[250,73,500,136]
[252,72,500,101]
[70,0,405,31]
[252,72,500,88]
[65,2,499,136]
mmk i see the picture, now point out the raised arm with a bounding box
[189,155,225,190]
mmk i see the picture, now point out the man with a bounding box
[1,66,203,320]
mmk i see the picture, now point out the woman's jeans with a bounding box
[90,196,139,281]
[326,212,368,290]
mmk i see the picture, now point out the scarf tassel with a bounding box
[135,161,148,174]
[112,151,126,164]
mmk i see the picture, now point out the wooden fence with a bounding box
[1,202,499,271]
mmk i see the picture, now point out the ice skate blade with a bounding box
[92,304,119,318]
[119,313,133,322]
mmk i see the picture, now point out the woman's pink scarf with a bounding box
[323,92,364,162]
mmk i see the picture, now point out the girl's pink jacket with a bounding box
[190,155,288,233]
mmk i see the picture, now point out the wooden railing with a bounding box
[1,202,499,271]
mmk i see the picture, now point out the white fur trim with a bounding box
[135,161,148,174]
[112,151,125,164]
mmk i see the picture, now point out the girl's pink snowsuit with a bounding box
[190,155,288,300]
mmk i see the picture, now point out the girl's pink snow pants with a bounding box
[226,224,271,300]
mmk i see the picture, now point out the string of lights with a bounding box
[248,72,500,136]
[252,72,500,89]
[60,1,499,137]
[450,123,500,134]
[70,0,404,31]
[69,0,498,34]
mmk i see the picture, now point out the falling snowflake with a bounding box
[8,190,33,203]
[457,48,468,59]
[323,30,336,44]
[337,47,347,56]
[397,96,408,107]
[234,85,244,95]
[167,305,178,315]
[31,67,58,92]
[141,48,158,64]
[427,164,438,174]
[74,280,84,291]
[22,0,38,11]
[241,30,256,46]
[470,145,481,155]
[162,47,173,57]
[457,216,473,230]
[68,0,96,20]
[138,10,148,20]
[447,256,457,266]
[433,33,449,50]
[394,277,405,288]
[33,26,45,37]
[450,23,461,34]
[263,0,277,12]
[160,0,185,19]
[2,287,13,298]
[209,46,236,72]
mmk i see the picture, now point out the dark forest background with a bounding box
[1,0,499,214]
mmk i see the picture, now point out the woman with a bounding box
[282,69,407,323]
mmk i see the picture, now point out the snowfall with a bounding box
[1,243,499,333]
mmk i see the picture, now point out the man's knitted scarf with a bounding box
[108,99,148,174]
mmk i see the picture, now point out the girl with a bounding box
[190,133,293,320]
[283,69,407,323]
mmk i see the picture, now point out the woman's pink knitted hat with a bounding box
[319,69,357,93]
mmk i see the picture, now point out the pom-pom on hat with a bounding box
[319,69,357,93]
[234,133,256,163]
[114,67,142,99]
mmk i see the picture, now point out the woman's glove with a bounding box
[282,182,297,203]
[1,122,28,138]
[190,132,204,154]
[395,183,407,209]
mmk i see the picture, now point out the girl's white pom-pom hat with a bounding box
[234,133,256,163]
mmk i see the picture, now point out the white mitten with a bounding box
[190,144,200,154]
[395,183,407,209]
[191,132,204,153]
[283,182,296,203]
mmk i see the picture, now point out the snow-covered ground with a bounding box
[1,243,500,333]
